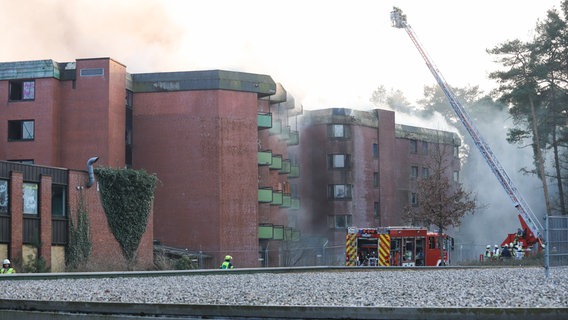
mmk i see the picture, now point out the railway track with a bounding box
[0,266,566,319]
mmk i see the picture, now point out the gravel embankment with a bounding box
[0,267,566,308]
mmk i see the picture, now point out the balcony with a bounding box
[287,130,299,146]
[258,187,273,203]
[258,112,272,130]
[269,155,282,170]
[271,191,283,206]
[291,198,300,210]
[258,150,272,166]
[258,224,300,241]
[269,119,282,135]
[279,159,291,174]
[258,224,273,239]
[280,125,290,140]
[289,165,300,178]
[281,194,291,208]
[273,225,284,240]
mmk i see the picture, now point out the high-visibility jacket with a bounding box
[220,261,233,269]
[0,267,15,274]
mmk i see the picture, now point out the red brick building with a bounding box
[0,57,460,269]
[0,58,299,269]
[291,108,461,264]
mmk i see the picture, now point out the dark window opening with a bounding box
[8,120,34,141]
[9,80,35,101]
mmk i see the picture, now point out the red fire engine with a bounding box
[346,227,453,267]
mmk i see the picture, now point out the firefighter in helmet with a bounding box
[493,245,500,260]
[220,255,234,269]
[0,259,15,274]
[484,245,492,260]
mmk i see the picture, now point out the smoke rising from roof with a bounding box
[0,0,183,72]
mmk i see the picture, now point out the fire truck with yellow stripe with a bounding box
[346,227,453,267]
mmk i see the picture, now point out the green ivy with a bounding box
[95,168,157,265]
[66,192,91,270]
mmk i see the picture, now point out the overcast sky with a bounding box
[0,0,561,110]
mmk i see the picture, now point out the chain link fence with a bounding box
[545,215,568,276]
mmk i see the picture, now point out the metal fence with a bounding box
[545,215,568,276]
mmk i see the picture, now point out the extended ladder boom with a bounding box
[390,7,543,240]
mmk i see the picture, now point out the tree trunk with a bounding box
[529,95,552,215]
[551,127,566,214]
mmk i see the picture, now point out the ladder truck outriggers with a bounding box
[390,7,544,254]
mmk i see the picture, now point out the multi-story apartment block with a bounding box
[0,57,460,270]
[292,108,461,264]
[0,57,300,269]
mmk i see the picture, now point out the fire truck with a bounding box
[390,7,545,254]
[346,227,453,267]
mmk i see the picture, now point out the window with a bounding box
[23,183,38,215]
[411,192,418,207]
[328,124,350,139]
[9,80,35,101]
[328,215,352,229]
[328,154,350,169]
[52,185,66,216]
[453,171,459,182]
[374,201,380,218]
[422,141,428,154]
[8,120,34,141]
[373,143,378,158]
[409,139,417,154]
[453,146,459,158]
[410,166,418,179]
[8,159,34,164]
[0,180,8,214]
[422,167,429,179]
[80,68,104,77]
[328,184,352,200]
[373,172,379,188]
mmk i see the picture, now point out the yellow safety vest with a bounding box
[0,267,15,274]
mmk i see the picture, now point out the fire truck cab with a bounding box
[346,227,453,267]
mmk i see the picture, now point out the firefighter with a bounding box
[493,245,500,260]
[0,259,15,274]
[501,244,511,258]
[220,255,234,269]
[484,245,492,260]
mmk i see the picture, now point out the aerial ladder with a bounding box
[390,7,544,250]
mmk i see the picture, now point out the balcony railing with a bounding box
[258,151,272,166]
[280,126,291,140]
[269,155,282,170]
[279,159,291,174]
[273,225,284,240]
[258,224,273,239]
[289,165,300,178]
[291,198,300,210]
[271,191,283,206]
[269,119,282,135]
[258,188,273,203]
[287,130,299,145]
[281,194,291,208]
[258,112,272,129]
